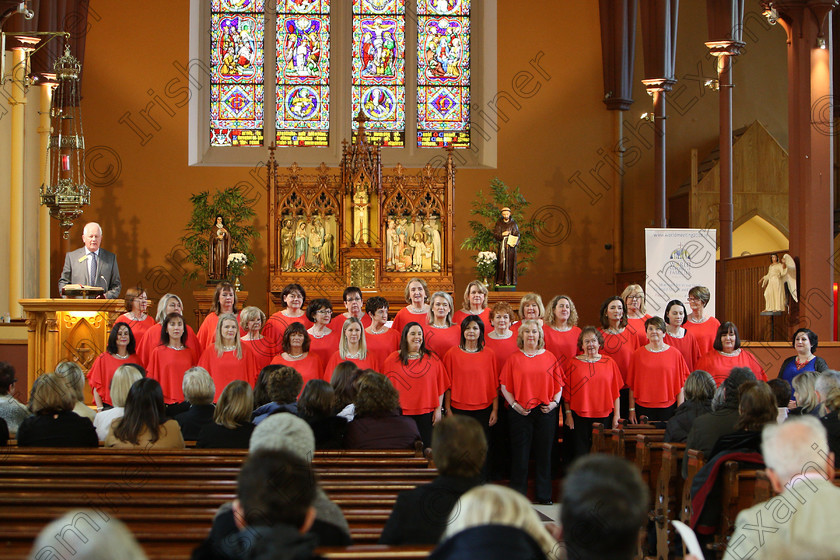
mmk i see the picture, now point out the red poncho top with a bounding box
[113,314,156,344]
[443,346,499,411]
[86,352,142,406]
[626,315,652,347]
[695,349,767,386]
[382,351,446,415]
[423,324,461,361]
[197,311,243,350]
[137,324,202,368]
[147,346,198,404]
[330,313,372,330]
[324,351,379,381]
[452,308,491,332]
[307,329,341,369]
[627,346,690,408]
[485,332,519,374]
[198,345,258,402]
[270,353,326,396]
[683,316,722,357]
[263,311,312,350]
[563,355,623,418]
[500,350,564,410]
[664,329,702,371]
[599,328,639,387]
[241,337,276,373]
[365,328,400,368]
[391,306,430,336]
[543,326,582,371]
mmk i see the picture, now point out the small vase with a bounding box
[234,276,241,292]
[481,277,494,291]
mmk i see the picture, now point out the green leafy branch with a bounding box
[180,185,261,284]
[459,177,543,277]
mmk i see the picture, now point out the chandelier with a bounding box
[40,43,88,239]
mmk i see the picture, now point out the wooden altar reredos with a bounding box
[267,118,456,312]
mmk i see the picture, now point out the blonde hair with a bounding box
[239,306,266,331]
[182,367,215,405]
[214,380,253,429]
[110,365,144,408]
[621,284,646,314]
[29,373,75,414]
[444,485,560,560]
[54,361,85,402]
[214,313,242,359]
[403,277,429,303]
[544,295,578,327]
[516,319,545,350]
[427,291,454,327]
[792,370,819,412]
[156,293,184,323]
[339,317,368,359]
[518,293,544,319]
[461,280,488,311]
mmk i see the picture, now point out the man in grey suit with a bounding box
[58,222,121,299]
[724,416,840,559]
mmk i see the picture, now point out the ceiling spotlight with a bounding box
[705,79,720,91]
[640,112,655,122]
[818,37,827,49]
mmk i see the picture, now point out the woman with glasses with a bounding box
[264,283,312,350]
[682,286,721,356]
[114,288,155,342]
[306,298,340,366]
[621,284,650,347]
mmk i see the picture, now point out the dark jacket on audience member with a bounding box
[429,524,548,560]
[191,523,322,560]
[252,402,298,425]
[196,422,255,449]
[665,399,712,443]
[682,408,739,478]
[0,417,8,446]
[379,474,481,545]
[16,411,98,447]
[344,412,421,449]
[300,414,348,449]
[820,412,840,467]
[175,404,216,441]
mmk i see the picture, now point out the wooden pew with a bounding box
[652,442,686,560]
[680,449,705,530]
[633,433,668,558]
[590,422,608,454]
[611,426,664,461]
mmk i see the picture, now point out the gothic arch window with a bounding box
[190,0,496,168]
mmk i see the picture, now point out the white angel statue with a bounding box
[760,253,798,312]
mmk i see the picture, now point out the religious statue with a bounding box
[280,219,295,271]
[493,207,520,287]
[760,253,798,312]
[209,215,231,281]
[293,221,308,269]
[353,184,370,245]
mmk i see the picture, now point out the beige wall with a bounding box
[28,1,790,328]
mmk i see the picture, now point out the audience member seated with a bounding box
[329,361,360,420]
[252,366,302,424]
[345,371,422,449]
[199,313,257,402]
[105,378,185,449]
[665,369,715,443]
[724,417,840,560]
[174,368,217,440]
[430,484,560,560]
[197,380,255,449]
[708,381,777,458]
[94,364,144,440]
[252,364,274,408]
[0,417,7,446]
[17,373,97,447]
[789,370,819,416]
[558,454,648,560]
[380,415,486,545]
[814,370,840,417]
[29,509,148,560]
[683,367,756,477]
[820,387,840,466]
[298,379,347,449]
[768,377,792,424]
[87,322,141,410]
[193,450,320,560]
[240,306,273,372]
[54,361,96,422]
[0,361,28,436]
[195,413,352,556]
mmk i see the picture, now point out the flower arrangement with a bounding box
[227,252,247,281]
[475,251,498,279]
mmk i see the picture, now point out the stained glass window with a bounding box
[416,0,470,148]
[276,0,330,147]
[210,0,265,147]
[351,0,406,147]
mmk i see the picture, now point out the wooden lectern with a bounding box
[19,299,124,397]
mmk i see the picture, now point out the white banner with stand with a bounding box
[644,228,717,319]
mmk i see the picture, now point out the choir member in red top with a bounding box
[325,317,377,377]
[683,285,721,356]
[263,283,312,350]
[452,280,491,331]
[485,302,518,373]
[197,282,238,350]
[240,306,274,372]
[443,316,499,432]
[364,296,399,367]
[87,323,141,408]
[137,294,202,366]
[306,298,340,367]
[114,288,155,342]
[391,277,431,334]
[500,319,563,504]
[598,296,638,419]
[695,322,767,386]
[562,326,622,459]
[148,313,198,404]
[424,292,461,359]
[381,322,446,448]
[663,300,701,371]
[622,284,651,347]
[543,295,582,371]
[198,313,257,402]
[512,293,544,335]
[270,322,325,394]
[627,317,690,423]
[331,287,372,330]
